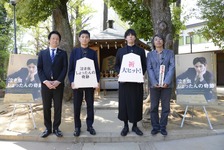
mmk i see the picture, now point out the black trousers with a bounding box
[73,88,95,128]
[150,88,172,130]
[41,84,64,131]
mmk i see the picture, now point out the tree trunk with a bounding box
[144,0,176,100]
[172,0,181,100]
[74,5,80,47]
[52,0,73,101]
[103,1,108,30]
[148,0,173,50]
[173,0,181,55]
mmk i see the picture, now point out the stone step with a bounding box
[1,129,223,143]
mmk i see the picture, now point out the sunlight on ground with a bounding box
[103,100,118,107]
[95,115,113,123]
[1,142,27,150]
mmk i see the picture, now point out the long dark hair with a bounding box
[151,34,165,50]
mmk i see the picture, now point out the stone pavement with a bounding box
[0,88,224,149]
[1,135,224,150]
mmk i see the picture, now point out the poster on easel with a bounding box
[4,54,42,103]
[175,52,217,105]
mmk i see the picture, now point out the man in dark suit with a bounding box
[37,31,68,138]
[68,30,100,137]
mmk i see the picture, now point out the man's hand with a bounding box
[154,84,160,88]
[27,71,37,82]
[162,84,168,88]
[95,83,100,89]
[44,80,56,89]
[71,82,76,89]
[52,80,61,88]
[197,73,205,82]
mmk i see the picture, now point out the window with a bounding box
[186,36,192,44]
[194,35,200,44]
[193,34,208,44]
[179,36,184,46]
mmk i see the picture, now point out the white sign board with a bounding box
[74,57,98,88]
[158,65,165,87]
[118,53,143,83]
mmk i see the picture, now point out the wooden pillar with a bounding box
[90,46,101,99]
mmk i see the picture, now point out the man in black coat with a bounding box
[115,29,146,136]
[68,30,100,137]
[37,31,68,138]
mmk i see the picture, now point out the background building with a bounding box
[179,0,224,86]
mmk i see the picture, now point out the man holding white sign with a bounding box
[147,34,175,136]
[68,30,100,137]
[115,29,146,136]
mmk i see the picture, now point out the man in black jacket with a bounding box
[37,31,68,138]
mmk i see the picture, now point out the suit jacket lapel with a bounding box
[161,50,167,65]
[52,48,63,64]
[54,49,61,60]
[152,50,160,64]
[46,48,52,64]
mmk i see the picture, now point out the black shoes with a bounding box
[74,127,96,136]
[87,127,96,135]
[151,128,167,136]
[53,129,63,137]
[132,126,143,136]
[151,129,160,135]
[41,129,63,138]
[160,129,168,136]
[121,126,143,136]
[73,128,81,137]
[121,126,129,136]
[41,129,52,138]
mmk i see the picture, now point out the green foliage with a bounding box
[15,0,60,27]
[0,1,10,82]
[108,0,184,42]
[68,0,95,33]
[171,3,186,40]
[108,0,153,41]
[197,0,224,50]
[0,79,6,89]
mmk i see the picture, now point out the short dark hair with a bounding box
[48,31,61,41]
[151,34,165,50]
[193,57,207,65]
[79,30,90,38]
[124,29,137,38]
[27,59,37,66]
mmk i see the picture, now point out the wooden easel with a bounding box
[4,94,37,130]
[180,105,213,129]
[7,103,37,130]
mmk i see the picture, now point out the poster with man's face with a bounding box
[175,52,217,105]
[4,54,42,103]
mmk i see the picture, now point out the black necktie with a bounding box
[51,49,55,62]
